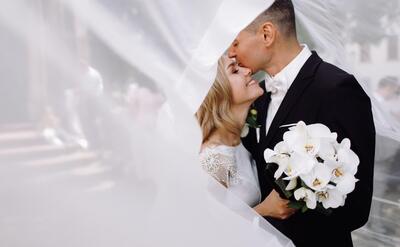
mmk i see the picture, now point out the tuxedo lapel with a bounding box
[261,52,323,149]
[255,81,271,139]
[241,81,270,152]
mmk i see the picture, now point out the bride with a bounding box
[196,55,295,219]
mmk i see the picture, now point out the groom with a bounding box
[230,1,375,246]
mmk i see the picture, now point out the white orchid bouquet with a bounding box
[264,121,360,214]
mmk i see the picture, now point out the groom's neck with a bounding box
[264,40,302,76]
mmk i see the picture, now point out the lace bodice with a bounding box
[199,146,238,186]
[199,143,261,207]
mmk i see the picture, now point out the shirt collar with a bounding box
[265,44,312,91]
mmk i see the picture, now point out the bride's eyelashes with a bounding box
[231,64,239,74]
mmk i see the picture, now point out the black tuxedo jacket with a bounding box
[242,52,376,247]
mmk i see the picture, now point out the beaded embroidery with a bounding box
[199,146,239,186]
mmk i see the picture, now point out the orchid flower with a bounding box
[300,163,333,191]
[324,138,360,194]
[318,139,337,161]
[283,121,336,157]
[264,145,316,180]
[316,187,346,209]
[294,187,317,209]
[335,138,359,175]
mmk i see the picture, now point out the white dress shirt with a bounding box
[265,44,312,135]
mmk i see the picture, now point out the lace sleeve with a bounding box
[199,149,237,187]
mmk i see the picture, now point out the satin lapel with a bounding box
[261,52,323,149]
[255,81,271,139]
[241,81,270,149]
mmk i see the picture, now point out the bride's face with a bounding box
[222,56,264,105]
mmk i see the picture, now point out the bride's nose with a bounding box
[243,67,252,76]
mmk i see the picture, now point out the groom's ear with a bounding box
[260,22,275,47]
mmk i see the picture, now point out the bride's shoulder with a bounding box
[199,142,236,172]
[200,142,236,156]
[199,142,237,186]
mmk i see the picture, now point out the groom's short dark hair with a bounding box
[246,0,296,38]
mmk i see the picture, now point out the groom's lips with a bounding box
[237,62,253,74]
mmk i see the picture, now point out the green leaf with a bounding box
[266,162,277,170]
[288,201,306,210]
[275,179,293,199]
[301,204,309,213]
[247,117,257,126]
[289,202,311,213]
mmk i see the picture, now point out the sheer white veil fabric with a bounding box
[0,0,296,246]
[0,0,399,246]
[294,0,400,142]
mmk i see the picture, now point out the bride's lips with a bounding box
[246,79,257,87]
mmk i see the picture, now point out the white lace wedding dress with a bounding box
[199,143,261,207]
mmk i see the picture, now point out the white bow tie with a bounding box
[265,77,287,94]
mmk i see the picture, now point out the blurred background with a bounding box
[343,1,400,245]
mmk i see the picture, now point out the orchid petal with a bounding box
[318,140,337,161]
[336,173,358,194]
[337,148,359,175]
[292,137,320,156]
[273,157,289,179]
[294,187,317,209]
[305,191,317,209]
[274,141,289,154]
[300,163,333,191]
[240,124,249,138]
[284,152,316,179]
[285,178,298,190]
[318,188,345,209]
[263,148,276,162]
[307,123,336,140]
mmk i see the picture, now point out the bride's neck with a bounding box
[231,103,250,128]
[208,103,251,147]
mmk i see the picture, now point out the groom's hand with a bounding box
[254,190,296,220]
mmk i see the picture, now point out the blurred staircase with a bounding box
[0,123,112,181]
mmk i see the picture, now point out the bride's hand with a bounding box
[254,190,296,220]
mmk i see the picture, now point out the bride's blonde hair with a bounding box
[196,57,242,144]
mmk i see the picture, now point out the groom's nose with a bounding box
[228,46,236,58]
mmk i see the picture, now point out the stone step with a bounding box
[22,151,98,167]
[353,226,400,247]
[0,123,34,133]
[0,130,47,149]
[0,144,81,162]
